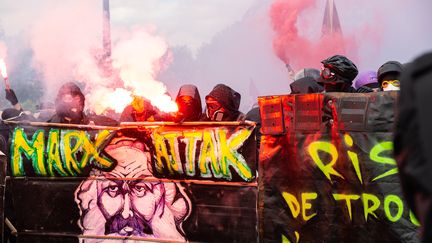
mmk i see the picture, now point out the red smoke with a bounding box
[270,0,315,65]
[270,0,357,71]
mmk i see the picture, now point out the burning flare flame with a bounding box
[0,58,8,79]
[87,86,178,115]
[150,94,179,113]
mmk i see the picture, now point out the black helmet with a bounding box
[377,61,403,83]
[321,55,359,83]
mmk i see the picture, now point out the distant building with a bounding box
[322,0,343,37]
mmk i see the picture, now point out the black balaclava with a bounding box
[55,82,85,123]
[175,84,202,122]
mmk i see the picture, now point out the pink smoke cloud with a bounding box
[269,0,360,71]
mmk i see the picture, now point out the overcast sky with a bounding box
[1,0,432,111]
[2,0,429,61]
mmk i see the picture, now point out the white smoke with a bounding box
[27,0,177,114]
[110,28,177,113]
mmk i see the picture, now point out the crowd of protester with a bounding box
[2,52,432,241]
[0,53,407,170]
[0,54,405,127]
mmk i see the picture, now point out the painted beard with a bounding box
[105,212,152,236]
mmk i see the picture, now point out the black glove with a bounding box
[356,86,373,93]
[5,89,19,105]
[322,97,335,127]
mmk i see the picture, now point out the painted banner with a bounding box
[3,123,257,242]
[258,92,419,243]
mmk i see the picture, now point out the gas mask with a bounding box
[206,109,224,121]
[381,80,400,91]
[205,99,225,121]
[320,66,351,92]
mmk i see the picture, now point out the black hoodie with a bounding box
[175,84,202,122]
[204,84,244,121]
[49,82,88,124]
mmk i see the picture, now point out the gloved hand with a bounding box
[322,97,335,127]
[356,86,373,93]
[5,89,19,105]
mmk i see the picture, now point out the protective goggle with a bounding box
[381,80,400,89]
[320,66,336,80]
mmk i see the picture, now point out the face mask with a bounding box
[320,66,336,80]
[56,95,84,122]
[212,110,224,121]
[381,80,400,91]
[205,99,224,121]
[383,84,400,91]
[178,99,197,118]
[206,107,224,121]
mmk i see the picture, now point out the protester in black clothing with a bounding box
[49,82,117,126]
[377,61,403,91]
[394,52,432,242]
[290,76,324,94]
[318,55,359,92]
[175,84,202,122]
[204,84,244,121]
[48,82,88,124]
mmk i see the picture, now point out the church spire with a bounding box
[322,0,342,37]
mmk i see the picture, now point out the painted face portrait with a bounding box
[75,137,192,242]
[97,179,161,236]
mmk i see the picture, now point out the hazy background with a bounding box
[0,0,431,112]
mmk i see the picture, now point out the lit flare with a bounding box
[0,58,11,89]
[0,58,8,79]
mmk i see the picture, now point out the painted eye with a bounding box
[108,185,118,192]
[134,185,145,192]
[106,185,119,197]
[133,183,153,197]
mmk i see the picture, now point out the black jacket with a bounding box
[394,52,432,242]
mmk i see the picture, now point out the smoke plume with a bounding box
[269,0,358,71]
[29,0,176,115]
